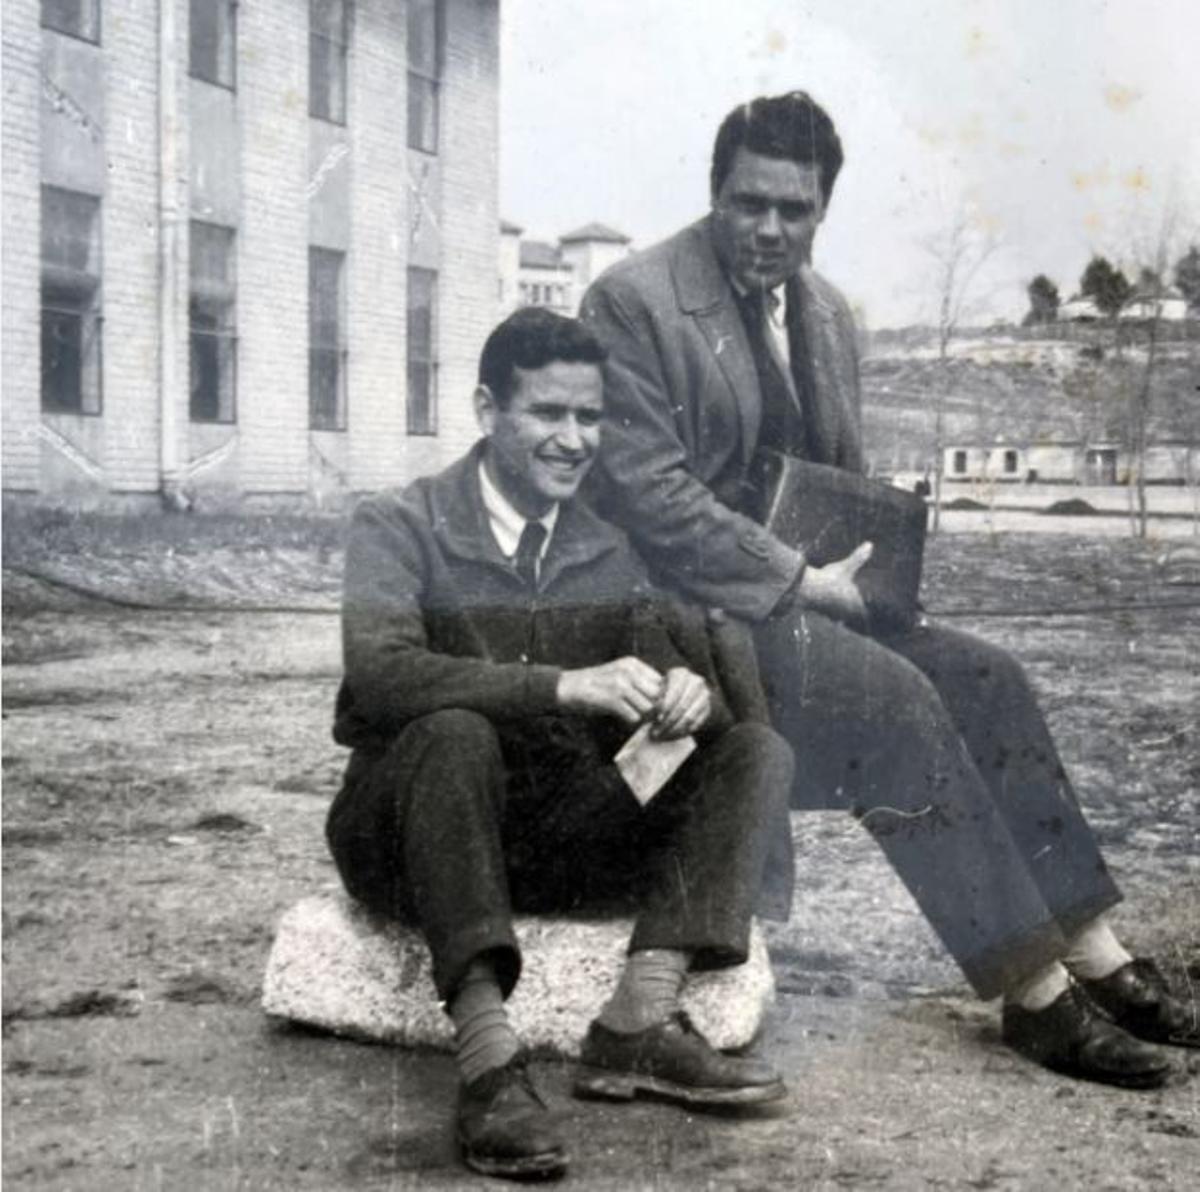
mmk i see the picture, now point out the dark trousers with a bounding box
[755,613,1121,999]
[326,711,793,1002]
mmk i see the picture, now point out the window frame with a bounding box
[309,0,351,125]
[189,0,238,91]
[406,266,438,436]
[952,449,968,475]
[40,0,102,44]
[40,185,103,417]
[406,0,442,154]
[188,220,238,425]
[308,246,348,432]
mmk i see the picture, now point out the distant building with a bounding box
[1119,286,1189,322]
[943,440,1199,486]
[1058,287,1191,324]
[3,0,500,507]
[516,239,575,314]
[557,222,632,300]
[1058,295,1103,322]
[498,220,631,316]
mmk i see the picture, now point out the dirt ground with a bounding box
[3,512,1199,1189]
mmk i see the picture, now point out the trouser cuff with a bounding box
[630,910,751,973]
[430,918,521,1004]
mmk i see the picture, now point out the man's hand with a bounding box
[556,657,664,724]
[651,667,711,740]
[797,541,873,625]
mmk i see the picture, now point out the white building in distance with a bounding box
[499,221,631,317]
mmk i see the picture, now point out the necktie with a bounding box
[736,288,808,461]
[514,520,547,589]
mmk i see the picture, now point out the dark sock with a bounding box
[449,959,519,1086]
[596,947,689,1034]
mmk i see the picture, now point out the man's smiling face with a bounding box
[711,147,825,292]
[476,360,604,517]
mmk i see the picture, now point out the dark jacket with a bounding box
[580,216,864,621]
[333,442,793,920]
[335,441,737,752]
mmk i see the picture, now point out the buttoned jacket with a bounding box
[332,441,794,920]
[334,441,738,753]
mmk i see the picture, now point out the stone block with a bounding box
[262,892,774,1056]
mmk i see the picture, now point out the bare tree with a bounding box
[918,204,1000,532]
[1115,198,1190,538]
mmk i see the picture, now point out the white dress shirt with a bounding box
[732,280,791,371]
[478,461,558,575]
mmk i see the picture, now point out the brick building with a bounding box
[2,0,499,506]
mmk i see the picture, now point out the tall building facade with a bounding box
[2,0,499,506]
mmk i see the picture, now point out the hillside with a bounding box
[861,333,1199,474]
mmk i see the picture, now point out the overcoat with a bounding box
[581,215,864,621]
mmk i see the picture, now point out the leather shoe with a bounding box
[456,1056,568,1180]
[574,1011,787,1107]
[1002,985,1172,1089]
[1081,958,1200,1048]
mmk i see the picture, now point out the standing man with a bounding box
[327,308,794,1180]
[581,91,1197,1087]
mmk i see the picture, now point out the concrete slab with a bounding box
[261,892,774,1056]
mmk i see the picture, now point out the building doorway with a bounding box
[1085,448,1118,485]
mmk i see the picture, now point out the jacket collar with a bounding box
[670,214,845,333]
[427,441,625,588]
[668,215,849,467]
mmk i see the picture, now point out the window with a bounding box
[42,0,100,42]
[310,0,349,123]
[309,248,347,430]
[1003,449,1018,474]
[407,267,437,434]
[407,0,441,152]
[952,450,968,474]
[189,222,237,423]
[41,187,102,415]
[190,0,236,89]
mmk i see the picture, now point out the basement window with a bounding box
[41,187,102,415]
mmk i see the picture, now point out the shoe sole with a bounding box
[461,1147,569,1180]
[573,1066,788,1107]
[1044,1060,1173,1090]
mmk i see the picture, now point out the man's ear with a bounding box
[473,385,497,437]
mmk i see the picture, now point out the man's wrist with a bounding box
[772,559,808,618]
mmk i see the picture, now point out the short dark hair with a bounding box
[710,91,844,206]
[477,307,606,407]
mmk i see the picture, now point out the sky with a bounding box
[499,0,1200,328]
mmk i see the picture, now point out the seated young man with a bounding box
[326,308,795,1181]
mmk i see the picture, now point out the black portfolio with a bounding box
[752,452,928,630]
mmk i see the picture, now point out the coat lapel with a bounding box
[671,219,763,467]
[792,266,862,469]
